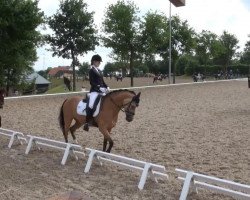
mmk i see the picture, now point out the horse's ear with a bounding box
[133,92,141,106]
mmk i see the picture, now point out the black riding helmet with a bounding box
[91,54,102,64]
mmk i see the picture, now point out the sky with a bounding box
[34,0,250,71]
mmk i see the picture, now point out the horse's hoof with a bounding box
[83,124,89,131]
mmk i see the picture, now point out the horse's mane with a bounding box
[105,89,136,97]
[101,89,135,106]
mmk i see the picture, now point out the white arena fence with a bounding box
[0,127,27,148]
[4,78,246,101]
[0,127,250,194]
[176,168,250,200]
[25,135,85,165]
[84,148,168,190]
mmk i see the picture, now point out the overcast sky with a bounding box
[34,0,250,71]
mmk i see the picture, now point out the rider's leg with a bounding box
[83,92,98,131]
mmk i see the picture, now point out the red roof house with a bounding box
[48,66,73,78]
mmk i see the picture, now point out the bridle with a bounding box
[109,95,138,116]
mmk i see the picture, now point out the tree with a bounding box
[78,62,89,80]
[37,67,51,79]
[214,31,239,72]
[240,35,250,65]
[195,30,218,73]
[158,15,196,83]
[171,16,196,83]
[102,0,141,86]
[141,11,167,62]
[0,0,44,93]
[46,0,98,91]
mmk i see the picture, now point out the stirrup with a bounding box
[83,123,89,131]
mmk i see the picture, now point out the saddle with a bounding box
[81,94,103,128]
[83,93,103,114]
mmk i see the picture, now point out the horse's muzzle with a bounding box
[126,114,134,122]
[126,117,133,122]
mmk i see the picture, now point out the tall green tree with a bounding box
[171,16,195,83]
[240,35,250,65]
[195,30,218,72]
[214,31,239,72]
[141,11,167,62]
[46,0,98,91]
[78,62,89,81]
[0,0,44,93]
[102,0,141,86]
[158,15,196,83]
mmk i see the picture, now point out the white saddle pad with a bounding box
[76,100,101,117]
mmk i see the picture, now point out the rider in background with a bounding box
[83,54,110,131]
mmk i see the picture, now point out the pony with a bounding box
[115,74,123,82]
[153,75,162,83]
[58,89,141,153]
[0,88,6,127]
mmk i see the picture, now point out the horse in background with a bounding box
[115,74,123,82]
[153,74,163,83]
[58,89,141,153]
[0,89,6,127]
[63,76,72,91]
[193,73,205,82]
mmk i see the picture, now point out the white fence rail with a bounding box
[5,78,243,101]
[0,128,27,148]
[25,135,85,165]
[84,148,168,190]
[176,168,250,200]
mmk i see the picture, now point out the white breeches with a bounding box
[88,92,105,109]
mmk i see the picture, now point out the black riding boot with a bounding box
[83,107,93,131]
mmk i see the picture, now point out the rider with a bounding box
[83,54,110,131]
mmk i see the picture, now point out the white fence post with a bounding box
[176,168,250,200]
[179,171,194,200]
[84,149,97,173]
[84,148,168,190]
[138,163,151,190]
[0,128,27,148]
[25,135,84,165]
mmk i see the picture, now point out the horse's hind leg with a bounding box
[63,128,69,143]
[70,119,84,144]
[63,117,73,143]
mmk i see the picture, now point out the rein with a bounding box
[109,97,132,112]
[109,96,134,115]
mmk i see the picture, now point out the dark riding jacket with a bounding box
[89,66,108,92]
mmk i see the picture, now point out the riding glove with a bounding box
[100,87,107,93]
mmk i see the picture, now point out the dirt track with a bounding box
[0,78,249,200]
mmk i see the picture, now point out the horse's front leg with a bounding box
[99,126,113,153]
[103,138,108,152]
[105,135,113,153]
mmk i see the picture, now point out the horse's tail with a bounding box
[58,99,67,133]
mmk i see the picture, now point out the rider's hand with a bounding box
[100,87,106,93]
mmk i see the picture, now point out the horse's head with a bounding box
[123,92,141,122]
[0,89,5,109]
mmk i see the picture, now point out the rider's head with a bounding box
[91,54,102,67]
